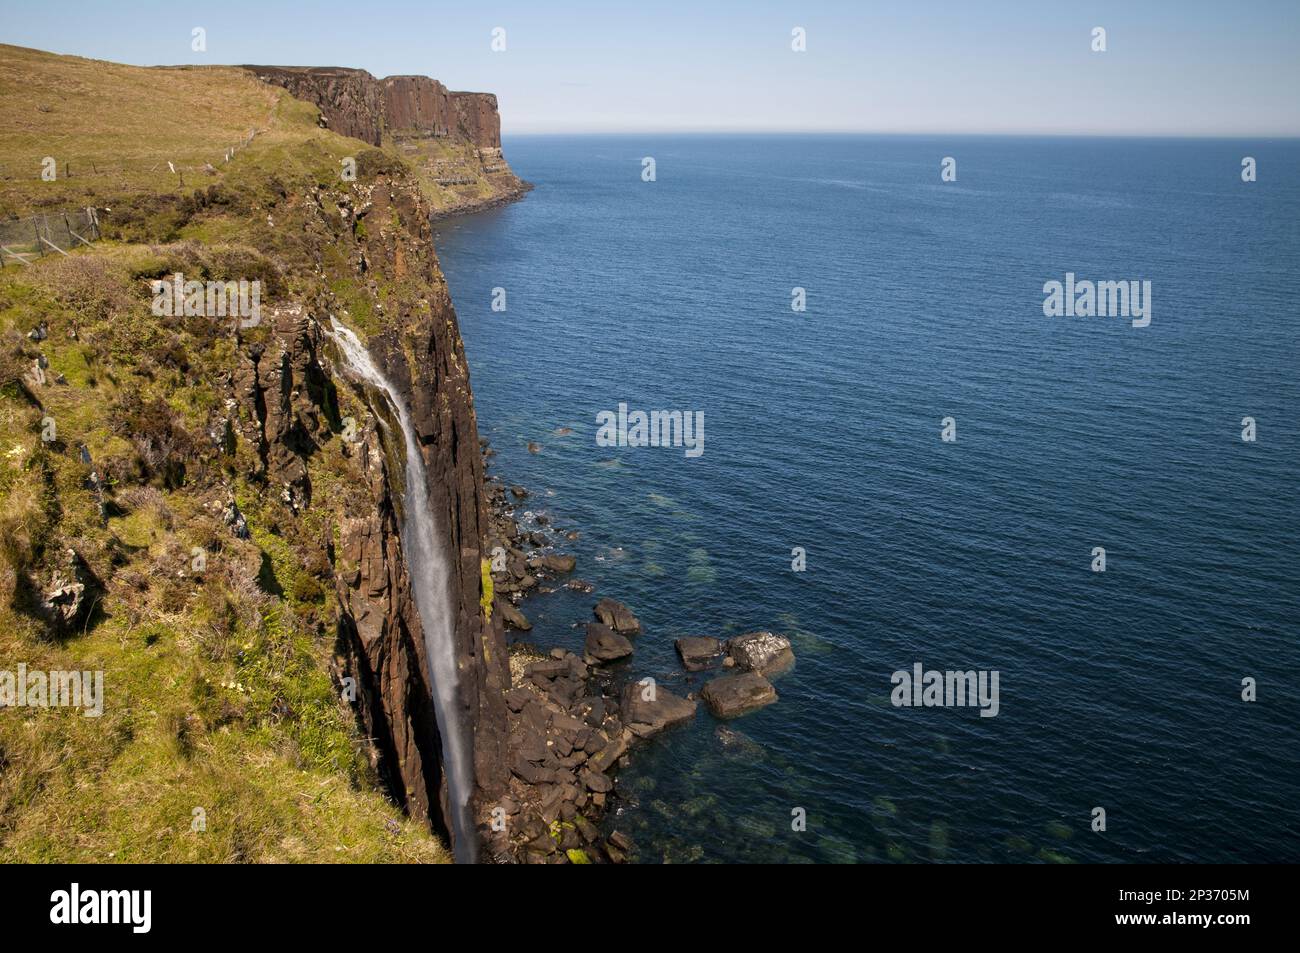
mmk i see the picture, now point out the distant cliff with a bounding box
[243,66,524,215]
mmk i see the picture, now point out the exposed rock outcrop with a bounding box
[584,622,633,663]
[727,631,795,677]
[214,169,512,859]
[676,635,722,671]
[620,682,697,739]
[243,66,384,144]
[594,597,641,635]
[39,549,99,638]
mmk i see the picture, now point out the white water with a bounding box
[329,318,475,863]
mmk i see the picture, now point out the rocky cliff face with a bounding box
[244,65,525,218]
[381,76,502,149]
[245,66,503,150]
[340,178,512,845]
[0,44,525,862]
[243,66,385,145]
[216,173,512,856]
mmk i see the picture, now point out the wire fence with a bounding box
[0,207,101,267]
[0,123,268,266]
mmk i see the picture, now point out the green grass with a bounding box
[0,44,488,864]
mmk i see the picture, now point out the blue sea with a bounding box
[435,134,1300,863]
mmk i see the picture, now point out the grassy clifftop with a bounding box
[0,44,512,862]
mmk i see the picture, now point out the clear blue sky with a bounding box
[3,0,1298,136]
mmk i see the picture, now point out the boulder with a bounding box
[540,553,576,573]
[584,623,633,663]
[587,733,629,773]
[495,598,531,631]
[39,549,99,636]
[620,681,696,737]
[503,687,534,712]
[594,597,640,635]
[701,672,778,719]
[580,768,613,793]
[675,635,722,671]
[726,631,795,677]
[511,755,552,785]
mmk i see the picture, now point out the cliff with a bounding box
[241,66,502,149]
[243,66,524,215]
[0,44,514,861]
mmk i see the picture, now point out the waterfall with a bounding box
[328,318,475,863]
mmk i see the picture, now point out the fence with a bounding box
[0,122,267,268]
[0,207,101,267]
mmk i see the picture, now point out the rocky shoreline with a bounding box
[476,438,796,863]
[430,180,534,222]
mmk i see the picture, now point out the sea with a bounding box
[434,133,1300,863]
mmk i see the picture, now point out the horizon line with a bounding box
[502,129,1300,141]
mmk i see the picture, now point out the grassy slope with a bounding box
[0,44,280,217]
[0,46,462,862]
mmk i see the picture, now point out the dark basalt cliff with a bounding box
[224,175,512,856]
[243,65,503,150]
[337,183,513,846]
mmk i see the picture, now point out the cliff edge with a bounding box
[243,65,528,216]
[0,44,515,861]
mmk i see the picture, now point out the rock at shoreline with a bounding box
[524,653,589,709]
[495,597,532,631]
[538,553,576,574]
[620,682,696,737]
[567,578,594,593]
[587,733,629,773]
[727,631,795,677]
[584,623,633,663]
[675,636,722,671]
[580,768,613,793]
[510,485,529,499]
[594,597,641,635]
[701,671,778,719]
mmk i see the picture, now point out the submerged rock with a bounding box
[726,631,795,677]
[701,671,778,718]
